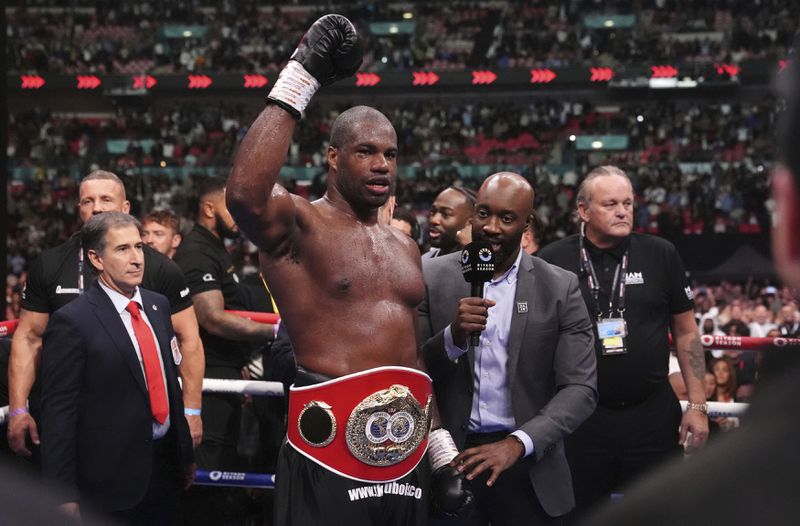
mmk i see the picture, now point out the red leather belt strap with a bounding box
[287,366,433,483]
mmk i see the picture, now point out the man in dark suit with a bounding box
[40,212,194,524]
[419,172,597,525]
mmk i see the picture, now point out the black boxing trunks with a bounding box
[286,366,433,483]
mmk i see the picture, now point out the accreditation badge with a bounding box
[597,318,628,355]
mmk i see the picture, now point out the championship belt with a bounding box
[287,366,433,483]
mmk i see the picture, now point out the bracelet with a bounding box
[9,407,29,418]
[184,408,202,416]
[687,402,708,415]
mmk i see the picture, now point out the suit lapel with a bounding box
[506,253,534,382]
[87,284,148,397]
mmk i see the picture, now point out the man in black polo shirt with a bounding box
[173,176,275,525]
[537,165,708,519]
[7,170,205,456]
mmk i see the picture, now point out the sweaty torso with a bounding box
[260,199,424,377]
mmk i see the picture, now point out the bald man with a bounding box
[419,172,597,525]
[226,15,472,526]
[581,39,800,526]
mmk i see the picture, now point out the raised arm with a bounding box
[226,107,298,252]
[227,14,362,253]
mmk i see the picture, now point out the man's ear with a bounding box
[122,200,131,214]
[171,234,182,250]
[87,249,103,273]
[327,146,338,172]
[772,165,800,285]
[577,202,591,223]
[201,199,215,220]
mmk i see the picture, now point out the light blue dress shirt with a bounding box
[444,250,534,457]
[98,280,171,439]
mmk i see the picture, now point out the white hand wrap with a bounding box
[428,428,459,472]
[267,61,321,117]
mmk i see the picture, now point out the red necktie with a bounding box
[126,301,169,424]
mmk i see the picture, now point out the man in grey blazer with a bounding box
[419,173,597,525]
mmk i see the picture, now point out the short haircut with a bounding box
[194,176,226,214]
[81,211,142,264]
[329,106,394,149]
[81,170,127,198]
[392,207,420,241]
[576,165,631,207]
[143,209,181,233]
[445,186,477,209]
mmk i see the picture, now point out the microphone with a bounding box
[460,242,496,348]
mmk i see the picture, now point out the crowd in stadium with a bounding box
[7,96,775,268]
[8,0,796,74]
[4,2,800,525]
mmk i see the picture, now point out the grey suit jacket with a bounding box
[418,250,597,517]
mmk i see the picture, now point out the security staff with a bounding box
[8,171,204,456]
[537,165,708,519]
[173,176,275,525]
[424,186,476,258]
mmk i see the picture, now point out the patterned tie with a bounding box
[126,301,169,424]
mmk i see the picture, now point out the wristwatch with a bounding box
[686,402,708,414]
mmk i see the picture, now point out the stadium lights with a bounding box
[402,12,413,19]
[530,68,557,83]
[132,75,157,89]
[21,75,45,89]
[188,75,213,89]
[636,115,644,122]
[569,135,577,142]
[356,72,381,87]
[604,20,615,27]
[243,75,268,88]
[412,71,439,86]
[651,65,678,78]
[472,70,497,85]
[590,67,614,82]
[591,140,603,149]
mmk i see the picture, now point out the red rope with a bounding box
[0,310,278,339]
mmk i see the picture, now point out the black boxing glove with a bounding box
[268,14,363,118]
[428,428,475,520]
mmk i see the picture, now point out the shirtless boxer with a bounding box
[226,14,472,526]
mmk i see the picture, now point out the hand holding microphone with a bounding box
[451,242,496,349]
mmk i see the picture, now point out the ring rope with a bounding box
[1,315,797,351]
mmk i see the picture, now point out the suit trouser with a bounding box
[110,438,182,526]
[565,381,682,520]
[461,431,564,526]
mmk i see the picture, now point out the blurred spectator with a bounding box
[777,302,799,336]
[709,358,740,431]
[390,207,420,243]
[7,1,796,74]
[749,304,777,337]
[142,209,183,259]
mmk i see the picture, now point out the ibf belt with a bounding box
[286,366,433,483]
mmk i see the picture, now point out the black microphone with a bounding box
[460,242,496,348]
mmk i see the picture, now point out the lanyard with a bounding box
[78,242,85,294]
[579,234,628,319]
